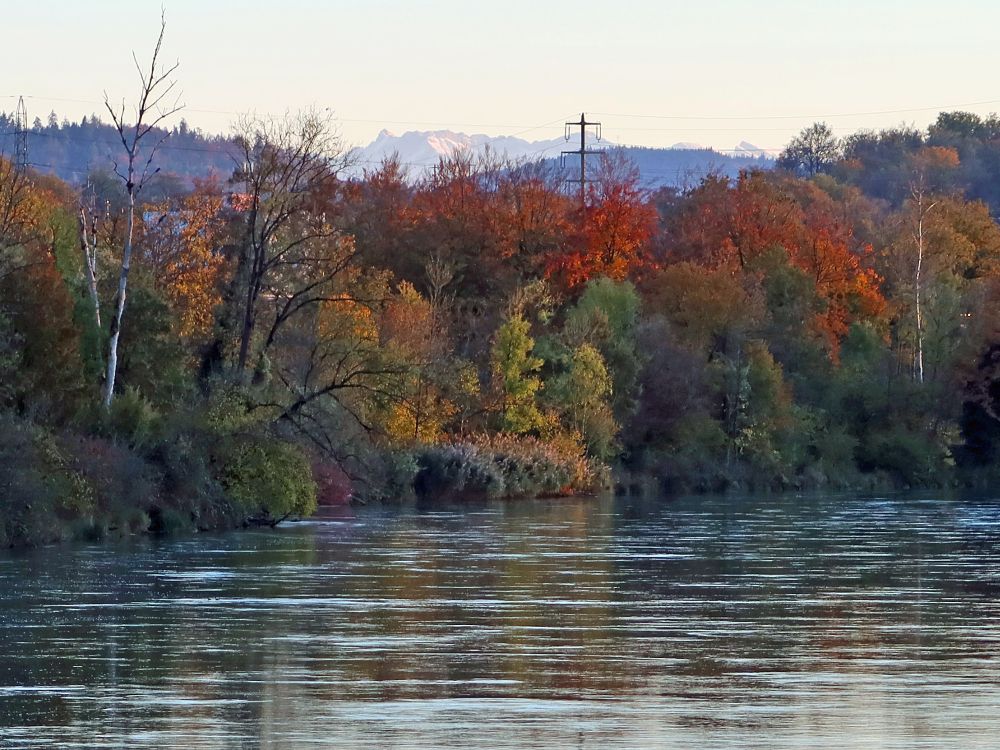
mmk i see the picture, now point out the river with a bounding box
[2,493,1000,748]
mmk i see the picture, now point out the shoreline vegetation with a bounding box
[6,27,1000,547]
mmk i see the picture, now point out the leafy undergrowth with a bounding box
[0,398,321,548]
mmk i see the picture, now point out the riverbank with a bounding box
[0,404,321,549]
[0,407,610,549]
[4,422,990,552]
[3,390,996,550]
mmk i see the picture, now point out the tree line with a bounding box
[4,21,1000,547]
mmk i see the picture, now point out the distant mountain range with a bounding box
[0,113,774,190]
[349,129,579,170]
[348,129,774,188]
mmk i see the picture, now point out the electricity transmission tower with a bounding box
[13,96,28,174]
[561,112,602,208]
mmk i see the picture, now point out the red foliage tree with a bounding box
[658,170,886,358]
[547,152,657,289]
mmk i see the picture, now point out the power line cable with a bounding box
[591,97,1000,121]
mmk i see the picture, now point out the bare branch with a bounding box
[100,10,183,408]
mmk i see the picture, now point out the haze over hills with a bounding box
[0,111,238,188]
[0,112,774,190]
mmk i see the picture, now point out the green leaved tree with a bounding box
[490,314,545,434]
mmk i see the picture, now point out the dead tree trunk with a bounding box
[101,12,182,408]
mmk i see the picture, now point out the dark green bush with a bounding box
[0,417,79,546]
[148,506,192,536]
[80,387,163,453]
[863,427,949,486]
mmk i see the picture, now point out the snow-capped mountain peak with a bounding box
[348,129,609,174]
[346,129,775,186]
[733,140,780,157]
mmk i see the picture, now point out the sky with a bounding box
[4,0,1000,153]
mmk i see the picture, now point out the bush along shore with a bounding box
[0,403,608,548]
[3,402,988,550]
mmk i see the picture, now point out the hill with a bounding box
[0,111,238,186]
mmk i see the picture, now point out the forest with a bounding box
[5,60,1000,547]
[0,109,236,187]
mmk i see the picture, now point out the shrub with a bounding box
[218,439,318,521]
[863,426,950,486]
[107,388,162,451]
[64,434,159,509]
[358,450,419,504]
[413,433,605,500]
[312,459,353,505]
[203,384,274,435]
[30,430,95,516]
[812,424,859,476]
[79,387,163,453]
[0,417,78,546]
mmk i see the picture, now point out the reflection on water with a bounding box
[2,493,1000,748]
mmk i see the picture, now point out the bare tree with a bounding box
[777,122,841,177]
[102,12,182,407]
[0,157,37,280]
[230,110,351,376]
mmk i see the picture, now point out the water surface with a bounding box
[2,493,1000,748]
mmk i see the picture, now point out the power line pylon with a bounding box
[13,96,28,174]
[561,112,602,209]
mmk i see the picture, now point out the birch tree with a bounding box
[102,12,182,407]
[78,197,101,331]
[907,146,958,383]
[911,187,934,384]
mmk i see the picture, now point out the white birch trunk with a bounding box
[102,187,135,407]
[915,203,924,384]
[78,206,101,330]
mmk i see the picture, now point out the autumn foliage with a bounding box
[11,109,1000,532]
[140,177,228,342]
[658,170,886,357]
[546,153,658,288]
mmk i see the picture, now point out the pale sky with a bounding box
[5,0,1000,152]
